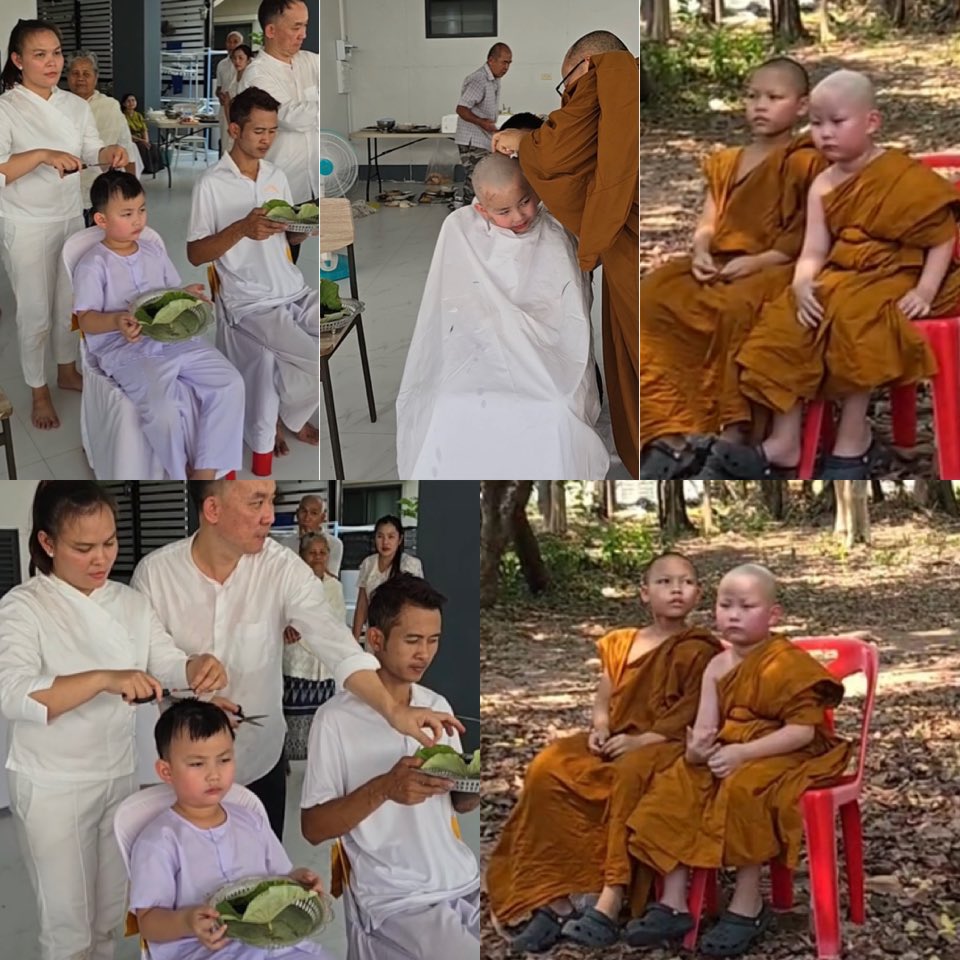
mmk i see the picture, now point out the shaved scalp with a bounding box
[565,30,630,62]
[472,153,529,203]
[643,550,699,584]
[720,563,778,602]
[811,68,877,110]
[752,56,810,96]
[488,42,511,60]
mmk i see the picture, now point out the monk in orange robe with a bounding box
[639,57,826,479]
[485,552,722,952]
[711,69,960,480]
[624,564,853,957]
[491,31,639,478]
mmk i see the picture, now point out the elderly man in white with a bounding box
[216,30,244,154]
[131,480,462,841]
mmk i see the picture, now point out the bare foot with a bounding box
[31,386,60,430]
[274,420,290,457]
[292,421,319,446]
[56,364,83,392]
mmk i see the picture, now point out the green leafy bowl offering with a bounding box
[130,290,213,342]
[262,198,319,233]
[210,876,334,949]
[415,745,481,793]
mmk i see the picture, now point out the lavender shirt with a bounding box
[72,236,182,370]
[129,802,333,960]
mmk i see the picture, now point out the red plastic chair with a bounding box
[798,154,960,480]
[683,635,879,959]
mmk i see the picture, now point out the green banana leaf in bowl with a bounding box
[130,290,213,343]
[262,198,319,231]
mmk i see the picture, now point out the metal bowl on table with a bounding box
[375,117,396,132]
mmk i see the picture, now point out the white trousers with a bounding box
[347,890,480,960]
[8,770,138,960]
[1,217,82,387]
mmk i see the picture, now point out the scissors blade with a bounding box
[128,687,194,705]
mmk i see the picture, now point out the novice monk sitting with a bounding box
[624,564,852,957]
[640,56,826,480]
[711,68,960,479]
[486,552,722,952]
[396,153,609,479]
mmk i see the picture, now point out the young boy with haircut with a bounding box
[300,573,480,959]
[625,564,852,957]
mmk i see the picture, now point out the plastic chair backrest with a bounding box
[791,636,879,791]
[62,225,167,282]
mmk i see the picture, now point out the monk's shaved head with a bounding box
[643,550,699,584]
[811,69,877,110]
[751,56,810,97]
[472,153,528,203]
[562,30,630,75]
[719,563,778,602]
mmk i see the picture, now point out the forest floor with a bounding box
[480,496,960,959]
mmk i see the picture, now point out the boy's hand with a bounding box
[706,743,749,779]
[793,278,824,328]
[587,725,610,755]
[184,905,229,950]
[382,756,453,805]
[718,255,760,281]
[685,725,718,763]
[601,733,644,760]
[289,867,324,893]
[239,207,289,241]
[691,249,717,282]
[183,282,211,303]
[898,287,933,320]
[115,312,142,342]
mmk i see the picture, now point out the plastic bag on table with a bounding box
[423,137,459,187]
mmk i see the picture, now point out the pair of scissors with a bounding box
[127,687,195,704]
[234,705,268,727]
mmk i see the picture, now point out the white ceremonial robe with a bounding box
[396,204,610,479]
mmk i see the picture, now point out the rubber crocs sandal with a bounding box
[639,440,702,480]
[623,902,695,947]
[508,906,578,954]
[704,440,797,479]
[698,903,773,957]
[561,906,621,947]
[820,436,888,480]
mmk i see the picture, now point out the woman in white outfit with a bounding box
[0,482,228,960]
[0,19,128,430]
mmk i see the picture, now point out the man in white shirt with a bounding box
[131,480,462,841]
[302,573,480,960]
[215,30,243,156]
[238,0,317,264]
[187,85,319,454]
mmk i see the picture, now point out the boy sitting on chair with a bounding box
[301,574,480,959]
[624,564,852,957]
[129,698,333,959]
[187,85,319,458]
[73,170,244,479]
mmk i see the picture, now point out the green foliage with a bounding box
[598,522,656,576]
[398,496,418,520]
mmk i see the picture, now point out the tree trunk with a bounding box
[606,481,617,517]
[698,0,717,23]
[914,478,960,515]
[537,481,551,519]
[834,480,870,546]
[819,0,833,42]
[480,481,511,608]
[713,480,732,502]
[714,0,725,20]
[651,0,672,40]
[871,478,884,503]
[770,0,808,42]
[702,481,716,535]
[641,0,655,36]
[511,481,549,593]
[887,0,907,27]
[593,481,608,519]
[658,481,694,536]
[801,481,814,499]
[760,480,786,519]
[545,481,567,534]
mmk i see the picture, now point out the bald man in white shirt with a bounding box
[131,480,462,840]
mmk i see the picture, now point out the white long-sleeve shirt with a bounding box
[0,574,190,783]
[131,534,378,784]
[237,49,318,204]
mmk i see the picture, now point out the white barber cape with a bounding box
[132,535,379,785]
[0,574,190,782]
[396,204,610,479]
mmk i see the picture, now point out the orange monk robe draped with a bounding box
[640,136,826,445]
[738,149,960,412]
[485,626,722,926]
[626,636,853,875]
[518,51,639,477]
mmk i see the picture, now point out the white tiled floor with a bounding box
[321,179,631,480]
[0,151,321,480]
[0,759,480,959]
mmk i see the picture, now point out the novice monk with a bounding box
[712,69,960,479]
[639,57,826,479]
[396,153,609,479]
[485,552,722,952]
[624,564,853,957]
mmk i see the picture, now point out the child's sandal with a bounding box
[623,902,695,947]
[508,906,578,954]
[698,902,773,957]
[561,906,621,947]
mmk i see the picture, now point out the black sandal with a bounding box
[561,906,621,947]
[508,906,578,954]
[820,436,888,480]
[704,440,797,479]
[699,903,773,957]
[623,902,695,947]
[639,440,702,480]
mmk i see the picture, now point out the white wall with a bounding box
[320,0,349,135]
[0,0,38,76]
[327,0,638,167]
[0,481,37,590]
[214,0,260,20]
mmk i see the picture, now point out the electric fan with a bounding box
[319,131,359,275]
